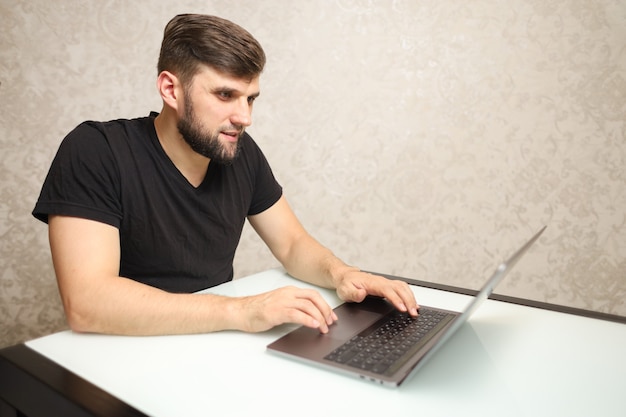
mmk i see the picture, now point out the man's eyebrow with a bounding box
[212,86,260,98]
[212,86,237,94]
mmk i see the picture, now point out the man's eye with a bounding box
[218,92,232,99]
[247,96,257,104]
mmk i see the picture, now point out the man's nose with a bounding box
[231,99,252,127]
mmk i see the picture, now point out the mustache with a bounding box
[220,125,245,136]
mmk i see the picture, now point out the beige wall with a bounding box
[1,0,624,348]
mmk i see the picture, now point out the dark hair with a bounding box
[157,14,266,85]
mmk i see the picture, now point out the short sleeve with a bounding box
[245,138,282,216]
[32,122,123,227]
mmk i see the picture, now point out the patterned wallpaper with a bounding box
[1,0,624,348]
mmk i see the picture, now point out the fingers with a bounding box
[242,275,419,334]
[288,289,337,333]
[244,287,337,333]
[381,280,420,317]
[337,271,420,317]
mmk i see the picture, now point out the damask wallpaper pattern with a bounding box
[1,0,624,348]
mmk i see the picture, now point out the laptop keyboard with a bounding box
[324,308,455,376]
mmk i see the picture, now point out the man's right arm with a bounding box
[48,215,335,335]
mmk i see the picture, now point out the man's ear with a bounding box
[156,71,181,110]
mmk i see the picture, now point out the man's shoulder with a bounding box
[64,114,155,149]
[76,114,154,135]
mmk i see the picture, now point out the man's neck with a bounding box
[154,109,210,188]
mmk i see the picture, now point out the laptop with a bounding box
[267,226,546,387]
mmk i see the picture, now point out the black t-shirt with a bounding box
[33,114,282,293]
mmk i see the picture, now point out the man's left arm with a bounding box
[248,195,419,316]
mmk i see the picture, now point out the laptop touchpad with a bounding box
[330,298,395,339]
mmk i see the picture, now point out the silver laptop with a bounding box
[267,226,546,387]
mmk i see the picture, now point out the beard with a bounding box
[177,99,243,166]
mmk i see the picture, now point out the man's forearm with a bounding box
[62,275,244,335]
[280,233,359,290]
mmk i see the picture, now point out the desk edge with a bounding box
[373,271,626,325]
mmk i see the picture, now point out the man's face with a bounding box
[177,66,260,165]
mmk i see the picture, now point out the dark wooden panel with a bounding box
[0,344,148,417]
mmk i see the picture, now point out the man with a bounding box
[33,14,418,336]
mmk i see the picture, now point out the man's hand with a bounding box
[334,270,420,317]
[248,196,419,322]
[233,286,338,333]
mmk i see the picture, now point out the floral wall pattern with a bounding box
[1,0,624,347]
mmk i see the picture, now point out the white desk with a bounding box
[8,269,626,416]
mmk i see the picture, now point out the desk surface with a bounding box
[3,269,626,417]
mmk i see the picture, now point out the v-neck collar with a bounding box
[147,113,215,192]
